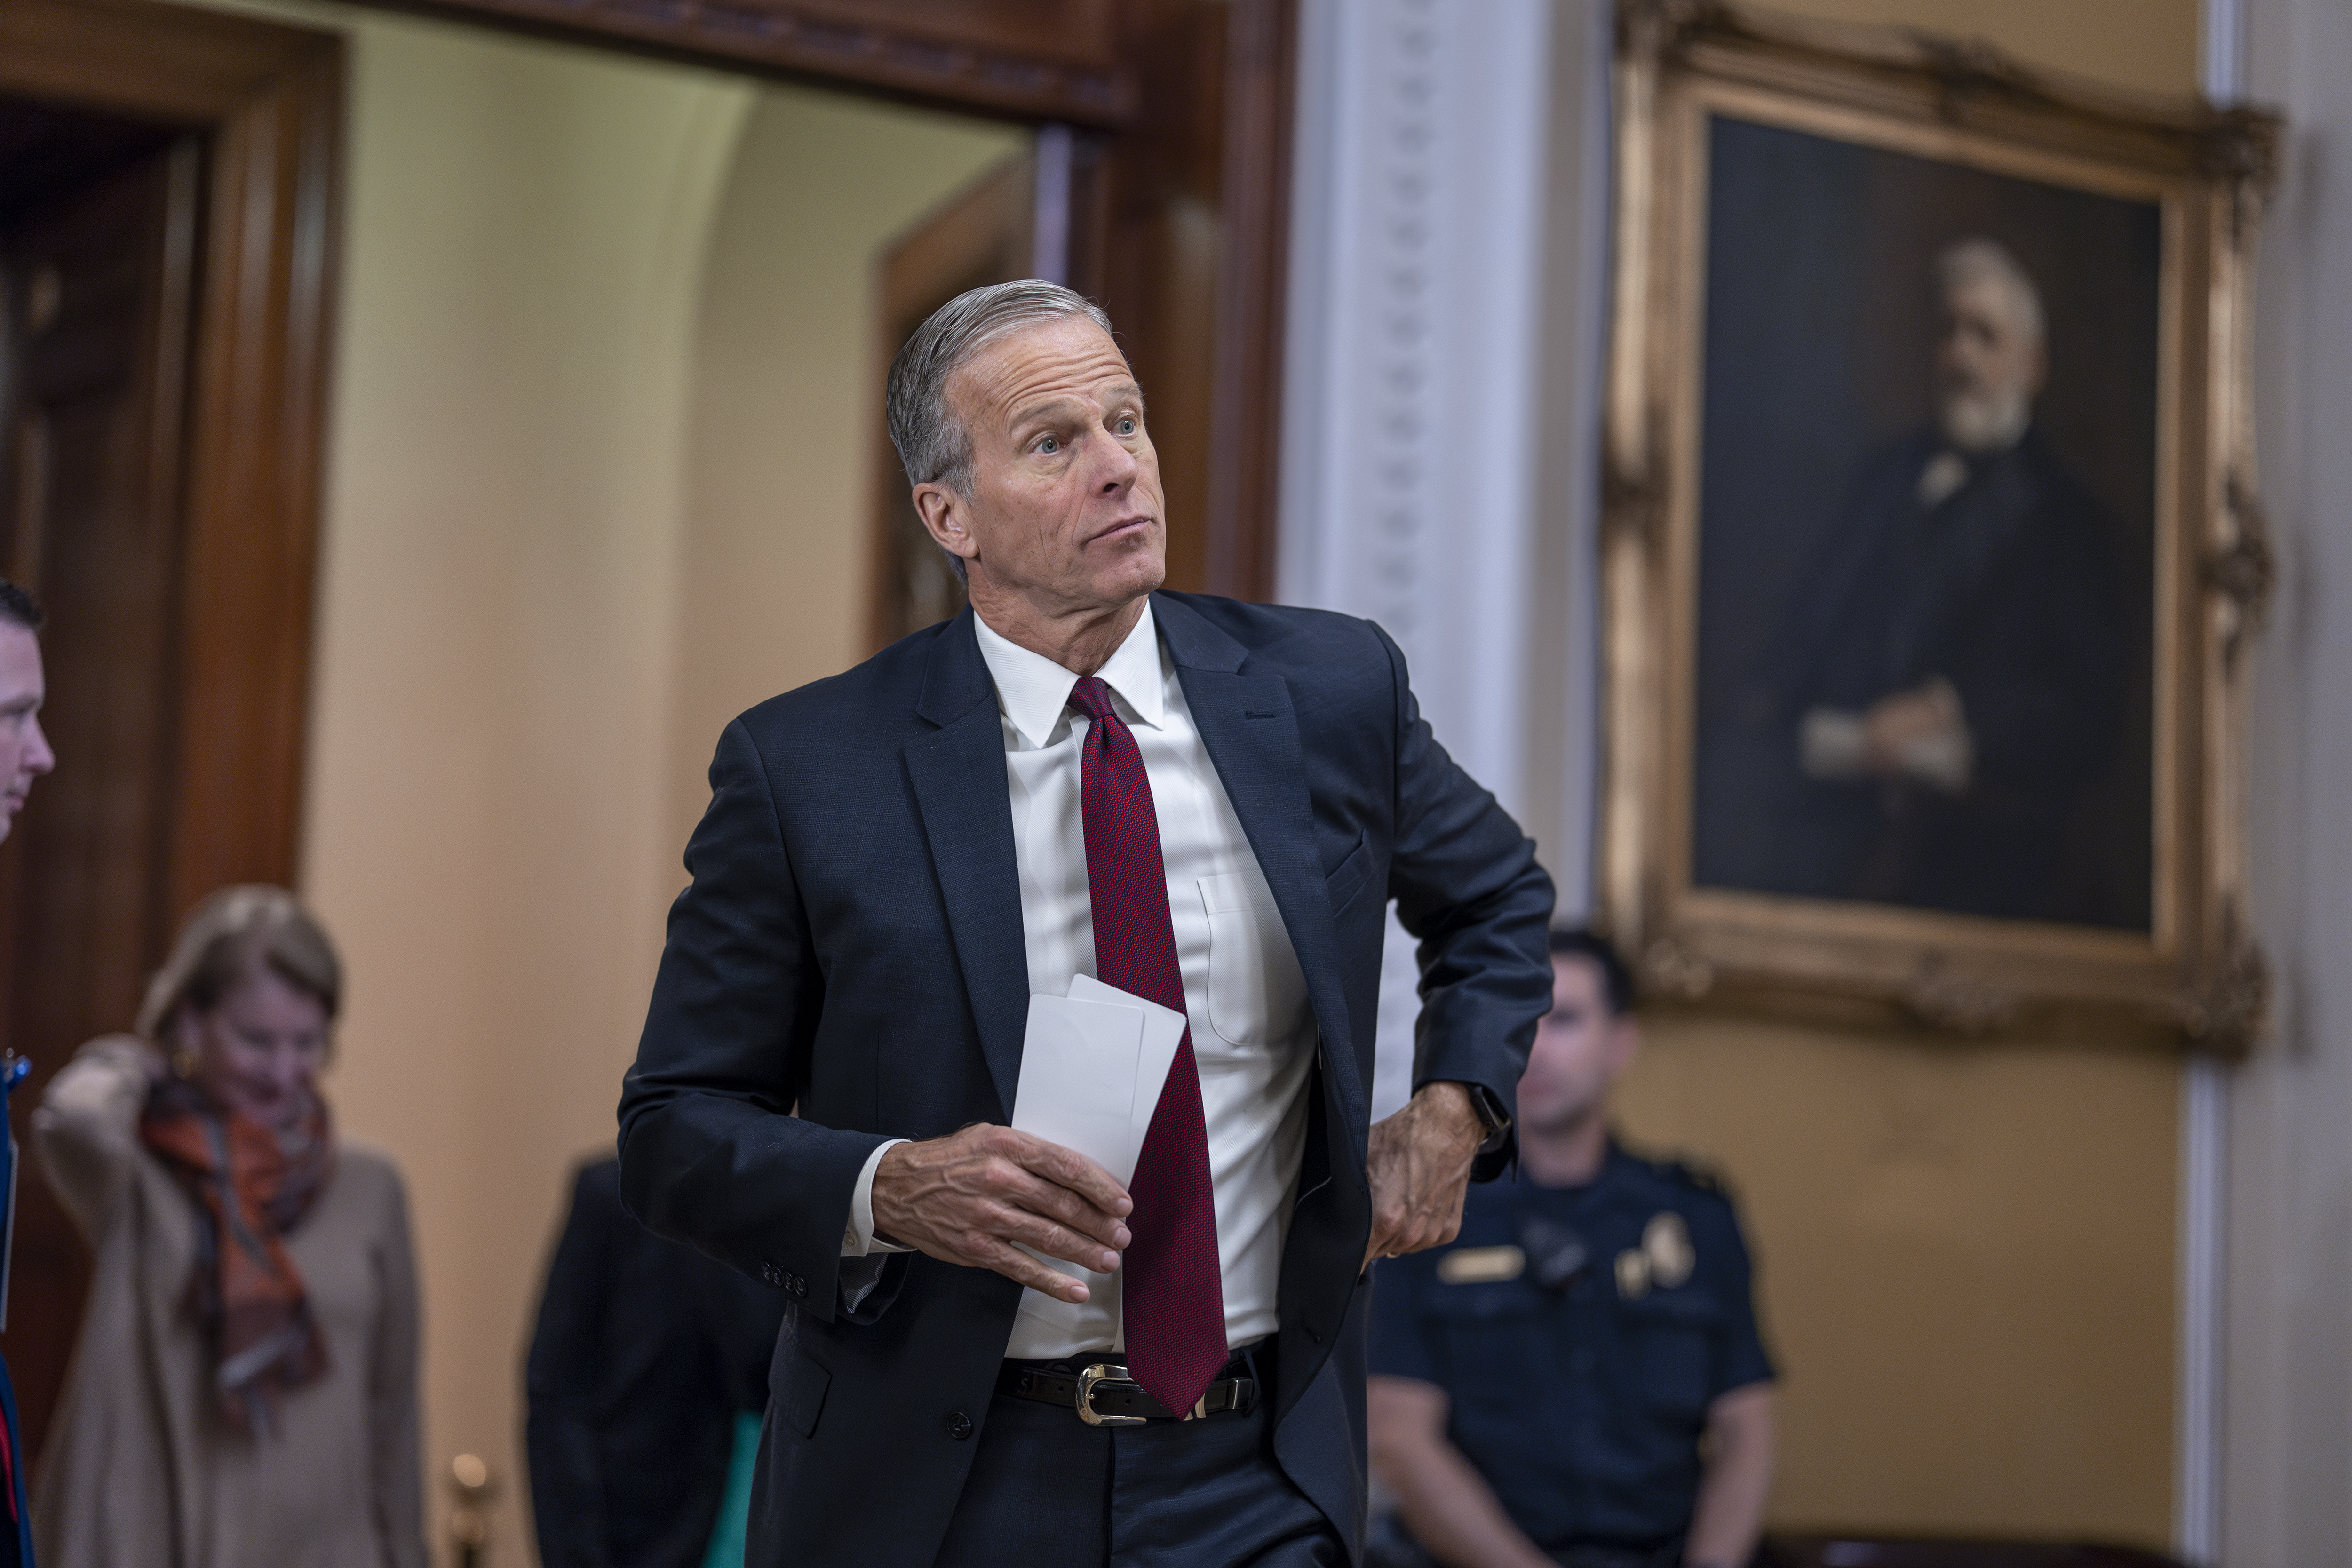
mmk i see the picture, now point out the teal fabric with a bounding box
[699,1412,762,1568]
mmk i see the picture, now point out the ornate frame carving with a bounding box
[1597,0,2280,1050]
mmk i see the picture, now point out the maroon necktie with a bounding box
[1066,675,1227,1417]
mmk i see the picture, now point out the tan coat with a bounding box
[29,1037,429,1568]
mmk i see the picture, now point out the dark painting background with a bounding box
[1689,114,2161,932]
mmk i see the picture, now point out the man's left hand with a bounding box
[1364,1081,1486,1268]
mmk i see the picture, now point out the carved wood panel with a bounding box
[363,0,1137,126]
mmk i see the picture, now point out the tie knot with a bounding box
[1067,676,1118,725]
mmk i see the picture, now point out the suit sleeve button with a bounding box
[946,1410,973,1441]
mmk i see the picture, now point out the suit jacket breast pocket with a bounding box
[1322,828,1374,914]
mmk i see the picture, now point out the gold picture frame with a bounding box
[1596,0,2281,1049]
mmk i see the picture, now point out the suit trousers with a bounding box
[928,1344,1346,1568]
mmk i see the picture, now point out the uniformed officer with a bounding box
[1367,929,1776,1568]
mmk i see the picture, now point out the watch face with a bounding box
[1473,1090,1510,1139]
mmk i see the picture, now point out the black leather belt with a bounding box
[996,1358,1260,1426]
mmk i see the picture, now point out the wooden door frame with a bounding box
[349,0,1295,601]
[0,0,343,906]
[1200,0,1295,603]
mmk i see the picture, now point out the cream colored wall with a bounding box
[674,94,1021,840]
[1617,1018,2180,1540]
[1595,0,2202,1548]
[255,18,750,1566]
[177,3,1017,1560]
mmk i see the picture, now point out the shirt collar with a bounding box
[971,599,1166,749]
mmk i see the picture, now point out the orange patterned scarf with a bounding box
[139,1077,334,1436]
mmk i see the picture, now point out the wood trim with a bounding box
[354,0,1138,127]
[0,0,322,121]
[167,39,343,909]
[1086,0,1226,597]
[0,0,343,906]
[867,154,1030,652]
[1201,0,1296,601]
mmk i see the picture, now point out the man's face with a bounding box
[1516,955,1637,1134]
[917,315,1167,616]
[0,624,54,844]
[1935,274,2044,452]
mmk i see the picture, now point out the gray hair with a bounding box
[885,280,1117,582]
[1937,236,2044,348]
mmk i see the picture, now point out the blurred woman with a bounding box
[31,887,426,1568]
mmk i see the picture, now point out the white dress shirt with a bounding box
[843,602,1317,1360]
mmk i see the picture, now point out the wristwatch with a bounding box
[1461,1082,1512,1153]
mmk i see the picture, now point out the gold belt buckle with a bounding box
[1075,1362,1151,1427]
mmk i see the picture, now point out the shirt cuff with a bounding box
[842,1138,915,1256]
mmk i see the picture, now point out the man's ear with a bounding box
[912,482,980,573]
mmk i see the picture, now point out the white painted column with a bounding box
[1281,0,1552,795]
[1280,0,1565,1118]
[2177,1055,2226,1563]
[2224,0,2352,1562]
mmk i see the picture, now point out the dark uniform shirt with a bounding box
[1369,1139,1775,1558]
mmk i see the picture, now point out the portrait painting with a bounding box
[1688,120,2158,935]
[1596,2,2277,1045]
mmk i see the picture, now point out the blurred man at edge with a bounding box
[0,579,57,1568]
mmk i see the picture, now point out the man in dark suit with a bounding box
[618,280,1553,1566]
[1726,238,2128,923]
[525,1157,784,1568]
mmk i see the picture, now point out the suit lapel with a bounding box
[1157,597,1368,1147]
[905,611,1029,1121]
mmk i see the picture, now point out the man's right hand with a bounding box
[869,1126,1133,1303]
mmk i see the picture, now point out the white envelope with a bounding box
[1007,977,1194,1341]
[1066,973,1187,1156]
[1010,993,1147,1184]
